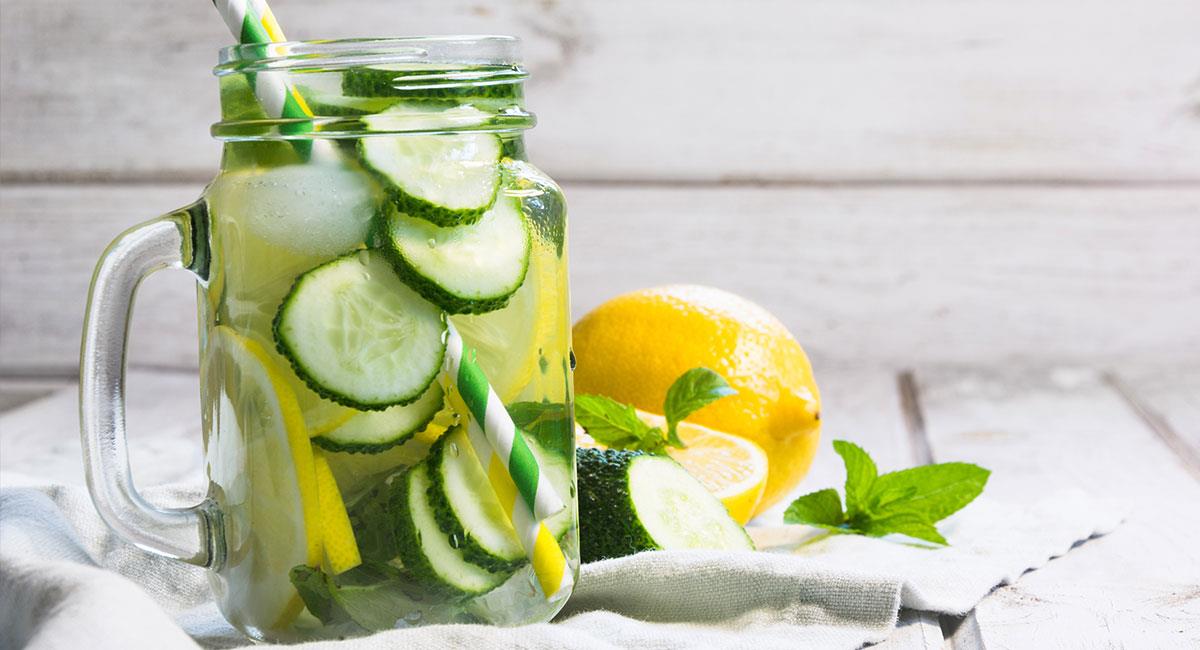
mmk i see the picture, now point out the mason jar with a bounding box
[80,37,577,642]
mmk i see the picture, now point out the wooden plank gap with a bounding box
[897,370,987,650]
[897,370,935,465]
[939,613,986,650]
[8,172,1200,189]
[1104,372,1200,483]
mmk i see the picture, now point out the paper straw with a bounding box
[441,323,574,600]
[212,0,315,147]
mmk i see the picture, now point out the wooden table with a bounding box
[3,366,1197,648]
[2,0,1199,647]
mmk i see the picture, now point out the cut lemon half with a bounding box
[205,326,322,632]
[577,409,769,525]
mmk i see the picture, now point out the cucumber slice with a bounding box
[342,64,522,102]
[394,463,509,597]
[359,105,502,226]
[274,250,446,411]
[427,426,525,572]
[380,195,530,315]
[576,448,754,563]
[297,86,402,116]
[313,384,445,454]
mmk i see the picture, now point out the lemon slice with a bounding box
[450,241,559,402]
[205,326,323,633]
[313,450,362,575]
[577,409,769,525]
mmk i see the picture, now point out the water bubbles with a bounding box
[568,485,576,498]
[404,611,422,624]
[449,442,459,457]
[449,533,461,549]
[426,238,437,248]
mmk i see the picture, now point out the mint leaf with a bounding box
[575,394,665,452]
[290,565,338,624]
[832,440,877,520]
[783,488,846,528]
[860,512,948,545]
[869,462,990,522]
[663,367,737,447]
[784,440,990,546]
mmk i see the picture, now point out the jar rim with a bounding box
[215,35,523,75]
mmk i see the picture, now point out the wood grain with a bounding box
[915,367,1200,648]
[3,0,1198,182]
[5,182,1198,374]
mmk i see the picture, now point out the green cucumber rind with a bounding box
[342,67,524,101]
[272,252,446,412]
[576,448,660,563]
[375,198,531,315]
[393,464,508,598]
[311,388,442,455]
[312,428,420,455]
[426,431,526,573]
[389,467,467,599]
[356,137,502,228]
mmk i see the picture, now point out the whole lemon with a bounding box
[572,285,821,515]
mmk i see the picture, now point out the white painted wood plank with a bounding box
[0,371,204,489]
[3,0,1199,181]
[0,183,204,374]
[915,367,1200,648]
[5,183,1199,374]
[1118,366,1200,453]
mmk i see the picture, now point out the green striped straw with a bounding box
[442,323,574,600]
[213,0,314,152]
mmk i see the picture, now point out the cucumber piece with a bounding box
[427,427,524,572]
[380,195,530,315]
[576,448,754,563]
[297,86,402,116]
[274,250,446,411]
[313,384,445,454]
[342,64,523,102]
[359,105,502,226]
[394,463,509,597]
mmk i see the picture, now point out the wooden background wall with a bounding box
[3,0,1199,376]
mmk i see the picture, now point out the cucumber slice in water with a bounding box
[393,463,509,597]
[359,105,502,226]
[342,64,522,102]
[298,87,402,116]
[427,426,525,572]
[313,384,445,454]
[274,250,446,411]
[380,195,530,315]
[576,448,754,563]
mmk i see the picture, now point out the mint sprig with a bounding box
[784,440,990,545]
[575,367,736,453]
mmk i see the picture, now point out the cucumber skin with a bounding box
[374,203,531,315]
[313,429,420,455]
[342,68,524,102]
[426,431,525,573]
[272,252,446,412]
[575,448,661,563]
[385,468,471,599]
[357,139,501,228]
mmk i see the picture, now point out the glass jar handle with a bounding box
[79,201,219,567]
